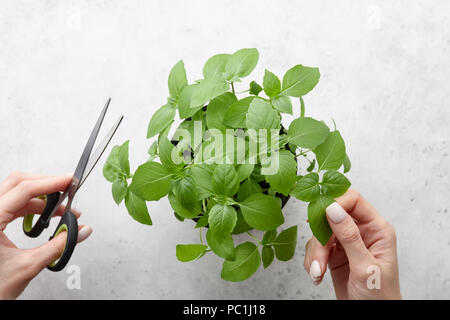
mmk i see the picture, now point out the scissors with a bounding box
[22,98,123,271]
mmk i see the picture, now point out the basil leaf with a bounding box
[306,159,316,172]
[223,96,255,128]
[168,60,187,100]
[129,162,173,201]
[291,172,320,202]
[281,64,320,97]
[112,178,127,205]
[212,164,239,196]
[189,165,215,200]
[148,141,158,159]
[147,104,176,138]
[232,209,253,234]
[263,69,281,97]
[158,135,184,172]
[168,192,201,219]
[174,175,199,209]
[249,81,263,95]
[273,225,298,261]
[190,77,229,108]
[236,178,262,202]
[314,131,346,171]
[203,53,230,79]
[103,145,122,182]
[265,150,297,196]
[208,203,237,236]
[321,170,351,198]
[206,92,237,132]
[262,230,277,245]
[262,245,275,269]
[224,48,259,81]
[221,242,261,282]
[195,213,209,228]
[236,163,254,183]
[206,229,235,260]
[238,193,284,231]
[176,244,208,262]
[246,98,280,130]
[124,190,152,225]
[178,85,202,119]
[271,95,292,114]
[288,117,330,148]
[308,196,334,246]
[118,140,130,176]
[343,153,351,173]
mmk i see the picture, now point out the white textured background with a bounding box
[0,0,449,299]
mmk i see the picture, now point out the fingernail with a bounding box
[326,202,347,224]
[65,173,74,177]
[77,225,93,243]
[309,260,322,283]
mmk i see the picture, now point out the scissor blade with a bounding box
[78,115,123,189]
[72,98,111,186]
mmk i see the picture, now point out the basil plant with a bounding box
[103,48,351,282]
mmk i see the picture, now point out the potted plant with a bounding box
[103,48,351,282]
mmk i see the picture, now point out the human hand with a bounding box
[304,190,401,299]
[0,172,93,300]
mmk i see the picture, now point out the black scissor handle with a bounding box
[47,211,78,272]
[23,192,61,238]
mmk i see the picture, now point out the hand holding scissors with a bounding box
[0,98,122,299]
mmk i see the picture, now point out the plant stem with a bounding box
[246,231,262,244]
[199,228,203,245]
[300,97,305,118]
[231,82,235,94]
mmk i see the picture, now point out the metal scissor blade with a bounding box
[78,115,124,189]
[72,98,111,186]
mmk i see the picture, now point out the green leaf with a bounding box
[238,193,284,231]
[249,81,263,95]
[168,60,187,100]
[281,65,320,97]
[212,164,239,196]
[195,213,209,228]
[263,69,281,97]
[190,77,229,108]
[288,117,330,148]
[158,135,184,172]
[118,140,130,176]
[176,244,208,262]
[174,175,198,209]
[262,246,275,269]
[273,226,298,261]
[103,145,122,182]
[203,53,230,79]
[232,210,253,234]
[223,96,255,128]
[208,204,237,236]
[124,190,152,225]
[147,104,176,138]
[291,172,320,202]
[236,178,262,202]
[189,165,215,200]
[236,163,255,182]
[306,159,316,172]
[262,230,277,245]
[148,141,158,158]
[308,196,334,246]
[321,170,351,198]
[206,229,235,260]
[271,95,292,114]
[221,242,261,282]
[343,153,351,173]
[246,98,280,130]
[224,48,259,81]
[111,178,127,205]
[206,92,237,132]
[314,131,346,171]
[178,85,203,119]
[168,192,201,219]
[265,150,297,196]
[129,162,173,201]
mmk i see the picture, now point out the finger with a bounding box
[0,175,72,214]
[27,224,92,272]
[336,189,384,225]
[304,237,332,285]
[326,202,372,267]
[13,198,82,219]
[0,171,50,197]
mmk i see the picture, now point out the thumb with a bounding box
[31,231,68,271]
[326,202,372,267]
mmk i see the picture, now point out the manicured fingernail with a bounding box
[326,202,347,224]
[77,226,93,243]
[65,173,74,177]
[309,260,322,283]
